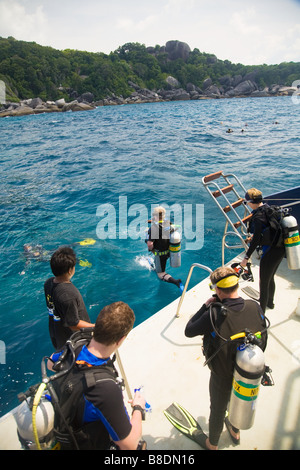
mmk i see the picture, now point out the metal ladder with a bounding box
[202,171,252,266]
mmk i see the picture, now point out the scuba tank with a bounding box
[15,329,94,450]
[281,214,300,270]
[169,230,181,268]
[228,342,265,430]
[15,387,55,450]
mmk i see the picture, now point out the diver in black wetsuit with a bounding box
[146,206,182,288]
[185,266,267,450]
[240,188,285,313]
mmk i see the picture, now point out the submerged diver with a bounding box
[240,188,285,312]
[20,244,52,274]
[20,239,94,274]
[184,266,267,450]
[146,206,182,289]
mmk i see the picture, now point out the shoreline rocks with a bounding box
[1,80,299,118]
[0,97,96,118]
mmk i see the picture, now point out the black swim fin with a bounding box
[241,286,260,301]
[164,402,208,449]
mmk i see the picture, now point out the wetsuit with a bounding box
[44,277,91,350]
[185,297,267,446]
[146,220,171,273]
[51,345,132,449]
[245,204,285,312]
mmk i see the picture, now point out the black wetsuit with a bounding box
[185,297,267,446]
[146,220,171,273]
[245,204,285,312]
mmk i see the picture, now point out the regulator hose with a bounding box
[32,382,47,450]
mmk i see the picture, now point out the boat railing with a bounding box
[175,263,213,317]
[221,230,247,266]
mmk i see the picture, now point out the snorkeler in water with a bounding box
[20,239,95,274]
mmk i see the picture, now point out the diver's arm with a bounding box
[69,319,95,331]
[113,391,145,450]
[241,218,264,266]
[147,240,154,251]
[185,304,209,337]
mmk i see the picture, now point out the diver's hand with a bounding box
[147,241,154,251]
[130,391,146,410]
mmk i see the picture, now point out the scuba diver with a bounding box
[146,206,183,290]
[183,266,268,450]
[20,244,52,274]
[20,239,95,274]
[16,302,146,450]
[240,188,286,313]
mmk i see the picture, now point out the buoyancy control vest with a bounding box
[147,220,172,254]
[203,300,267,378]
[251,204,285,248]
[50,332,124,450]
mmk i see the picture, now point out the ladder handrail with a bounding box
[175,263,213,318]
[202,171,251,265]
[203,179,251,231]
[222,230,247,266]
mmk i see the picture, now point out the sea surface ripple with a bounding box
[0,96,299,415]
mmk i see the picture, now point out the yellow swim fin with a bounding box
[77,238,96,246]
[78,259,92,268]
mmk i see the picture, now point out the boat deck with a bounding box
[120,254,300,451]
[0,255,299,451]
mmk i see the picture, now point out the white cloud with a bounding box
[0,0,48,44]
[230,8,261,35]
[163,0,196,13]
[0,0,299,65]
[116,15,157,33]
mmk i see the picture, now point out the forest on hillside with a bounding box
[0,37,299,102]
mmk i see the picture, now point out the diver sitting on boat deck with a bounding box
[146,206,182,289]
[184,266,267,450]
[48,301,146,450]
[44,246,94,350]
[240,188,285,313]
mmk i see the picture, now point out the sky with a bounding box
[0,0,300,65]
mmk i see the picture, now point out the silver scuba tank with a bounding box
[228,343,265,430]
[15,396,55,450]
[281,214,300,270]
[169,230,181,268]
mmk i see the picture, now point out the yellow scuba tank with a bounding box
[281,214,300,270]
[228,343,265,430]
[169,230,181,268]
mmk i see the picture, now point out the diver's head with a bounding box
[152,206,166,223]
[244,188,263,206]
[210,266,239,296]
[94,301,135,346]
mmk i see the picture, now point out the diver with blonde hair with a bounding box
[146,206,182,289]
[240,188,285,312]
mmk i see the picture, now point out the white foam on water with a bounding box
[135,255,155,271]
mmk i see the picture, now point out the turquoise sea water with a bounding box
[0,96,299,416]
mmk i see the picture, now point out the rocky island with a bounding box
[1,40,299,118]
